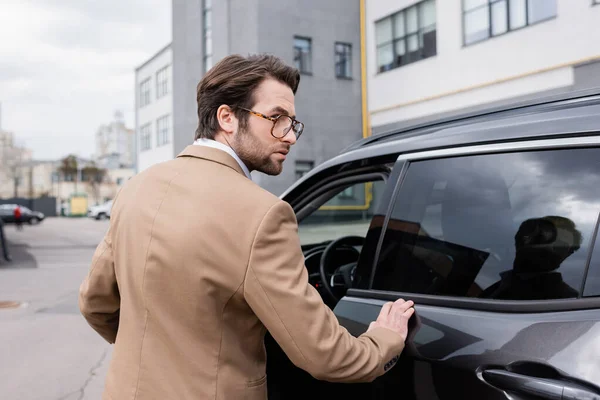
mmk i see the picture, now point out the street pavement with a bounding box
[0,218,112,400]
[0,216,368,399]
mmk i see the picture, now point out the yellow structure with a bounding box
[69,195,88,217]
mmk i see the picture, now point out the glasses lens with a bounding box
[273,115,293,138]
[293,122,304,139]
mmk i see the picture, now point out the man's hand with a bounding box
[367,299,415,342]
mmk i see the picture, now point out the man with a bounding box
[13,205,23,230]
[79,54,414,400]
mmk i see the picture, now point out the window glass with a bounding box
[393,12,405,38]
[464,6,490,44]
[376,18,392,45]
[509,0,527,29]
[528,0,557,24]
[334,43,352,78]
[464,0,488,11]
[464,0,555,45]
[293,37,312,74]
[372,148,600,301]
[406,6,418,33]
[298,181,386,246]
[584,224,600,297]
[377,44,394,72]
[295,160,314,181]
[376,0,436,72]
[491,0,508,36]
[421,0,436,27]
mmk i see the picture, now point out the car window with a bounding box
[584,226,600,297]
[297,180,386,246]
[372,148,600,301]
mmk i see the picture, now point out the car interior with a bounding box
[265,165,391,399]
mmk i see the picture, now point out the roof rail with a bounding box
[346,86,600,151]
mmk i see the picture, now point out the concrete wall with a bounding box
[172,0,363,196]
[251,0,362,195]
[172,0,204,157]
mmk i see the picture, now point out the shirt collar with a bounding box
[193,138,252,180]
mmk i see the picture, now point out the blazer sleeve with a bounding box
[79,229,120,344]
[243,200,405,383]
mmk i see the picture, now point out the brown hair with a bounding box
[194,54,300,140]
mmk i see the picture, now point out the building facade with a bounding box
[95,111,136,170]
[172,0,363,195]
[365,0,600,132]
[135,43,174,173]
[0,129,33,198]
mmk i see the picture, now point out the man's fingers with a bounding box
[392,299,414,314]
[403,307,415,319]
[378,302,393,321]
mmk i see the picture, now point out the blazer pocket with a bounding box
[247,375,267,388]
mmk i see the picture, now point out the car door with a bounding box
[334,138,600,400]
[0,205,16,223]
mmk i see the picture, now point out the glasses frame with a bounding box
[238,107,304,140]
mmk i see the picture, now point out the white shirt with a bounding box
[193,138,252,180]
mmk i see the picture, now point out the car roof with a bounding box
[338,88,600,166]
[282,88,600,199]
[347,87,600,151]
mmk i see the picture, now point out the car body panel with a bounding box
[273,90,600,399]
[0,204,45,224]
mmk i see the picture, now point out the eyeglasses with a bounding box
[238,107,304,140]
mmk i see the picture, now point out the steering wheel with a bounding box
[319,236,365,302]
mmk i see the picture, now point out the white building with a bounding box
[135,43,173,173]
[365,0,600,131]
[95,111,135,169]
[0,129,33,198]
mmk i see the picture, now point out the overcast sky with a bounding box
[0,0,171,160]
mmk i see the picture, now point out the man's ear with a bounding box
[216,105,237,136]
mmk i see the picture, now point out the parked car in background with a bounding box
[0,204,45,225]
[266,89,600,399]
[87,200,112,220]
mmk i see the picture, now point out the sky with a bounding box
[0,0,171,160]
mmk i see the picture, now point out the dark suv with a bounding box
[0,204,45,225]
[267,89,600,399]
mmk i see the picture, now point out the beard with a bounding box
[231,126,286,176]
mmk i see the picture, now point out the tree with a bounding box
[58,155,78,182]
[82,162,106,205]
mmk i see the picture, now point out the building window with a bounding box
[335,42,352,79]
[140,123,152,151]
[339,186,355,199]
[156,65,169,99]
[463,0,557,46]
[139,78,151,107]
[375,0,437,73]
[295,160,314,180]
[156,114,171,146]
[294,37,312,75]
[203,0,213,72]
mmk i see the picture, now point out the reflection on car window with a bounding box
[298,181,386,246]
[372,148,600,301]
[584,226,600,297]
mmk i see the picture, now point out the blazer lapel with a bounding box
[177,145,246,177]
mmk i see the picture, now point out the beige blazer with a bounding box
[79,145,404,400]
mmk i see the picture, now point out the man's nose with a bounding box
[282,131,297,145]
